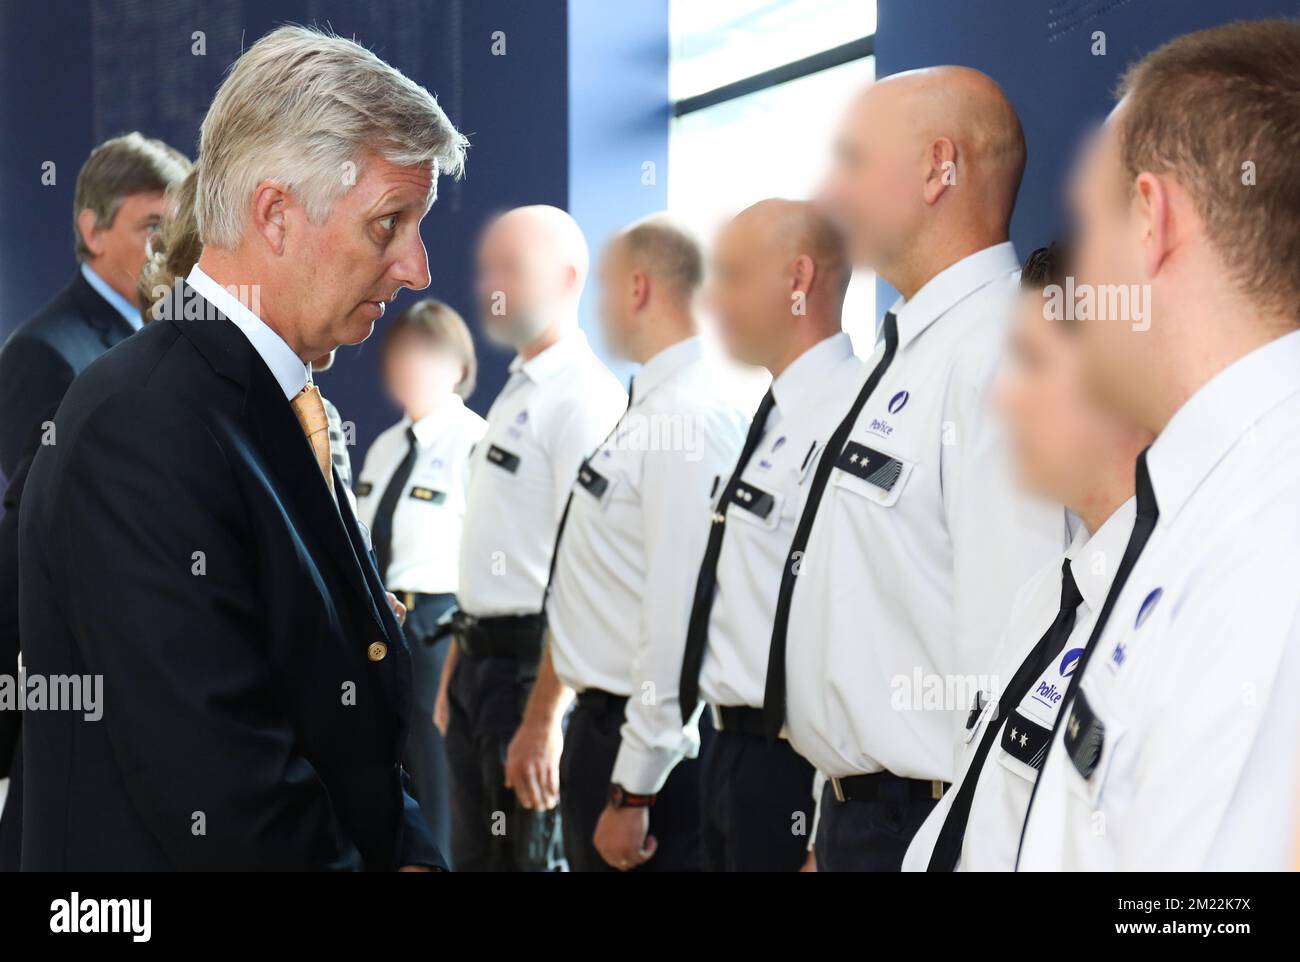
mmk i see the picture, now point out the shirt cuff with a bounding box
[610,740,683,796]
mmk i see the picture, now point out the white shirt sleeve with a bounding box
[611,416,737,794]
[943,346,1064,720]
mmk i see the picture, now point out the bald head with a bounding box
[819,65,1024,291]
[476,204,590,348]
[707,198,850,372]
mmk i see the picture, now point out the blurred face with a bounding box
[82,190,166,306]
[596,240,637,360]
[996,289,1120,508]
[383,330,464,417]
[816,87,923,270]
[705,218,789,368]
[289,154,435,360]
[475,217,571,348]
[1069,112,1150,413]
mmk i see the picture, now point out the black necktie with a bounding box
[927,559,1084,871]
[1014,447,1159,864]
[762,311,900,738]
[542,381,635,612]
[678,389,777,721]
[371,426,419,585]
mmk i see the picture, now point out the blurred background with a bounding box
[0,0,1291,472]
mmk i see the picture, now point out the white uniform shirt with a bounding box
[458,330,626,618]
[782,242,1068,780]
[903,498,1135,871]
[547,337,748,794]
[1019,330,1300,871]
[700,333,866,709]
[354,396,488,594]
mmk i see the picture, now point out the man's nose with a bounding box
[392,233,432,292]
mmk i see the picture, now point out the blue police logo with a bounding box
[515,410,529,425]
[429,457,444,470]
[1059,647,1083,678]
[887,390,910,414]
[772,436,787,452]
[1135,587,1163,629]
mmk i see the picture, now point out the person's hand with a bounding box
[593,805,655,871]
[433,669,452,736]
[385,591,407,626]
[398,864,436,872]
[504,719,562,810]
[799,850,817,872]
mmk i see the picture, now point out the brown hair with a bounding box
[139,166,203,322]
[74,132,190,260]
[1115,19,1300,324]
[382,298,478,399]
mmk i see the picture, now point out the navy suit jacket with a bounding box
[18,286,444,871]
[0,270,137,777]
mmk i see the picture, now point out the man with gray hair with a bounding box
[0,132,188,870]
[18,25,464,870]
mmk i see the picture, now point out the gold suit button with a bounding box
[367,641,388,662]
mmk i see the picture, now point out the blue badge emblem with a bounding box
[515,410,529,425]
[1059,647,1083,677]
[887,390,910,414]
[1135,587,1163,629]
[772,436,787,452]
[429,457,444,470]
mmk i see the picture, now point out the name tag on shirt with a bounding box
[408,486,446,504]
[486,444,521,474]
[731,480,775,520]
[576,460,609,499]
[1064,689,1106,779]
[356,481,373,497]
[834,441,903,491]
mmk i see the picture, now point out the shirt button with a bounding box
[367,641,388,662]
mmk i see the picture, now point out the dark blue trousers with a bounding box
[813,776,938,871]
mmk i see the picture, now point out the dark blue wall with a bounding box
[873,0,1300,316]
[0,0,569,464]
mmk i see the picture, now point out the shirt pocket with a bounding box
[1062,687,1127,809]
[828,439,916,508]
[574,455,622,511]
[996,708,1051,783]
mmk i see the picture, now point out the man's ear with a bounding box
[630,270,650,313]
[790,254,817,298]
[1132,171,1172,281]
[77,208,103,258]
[250,181,289,255]
[921,137,958,206]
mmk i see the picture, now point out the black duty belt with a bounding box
[829,771,948,803]
[452,611,546,661]
[710,704,775,738]
[574,688,628,715]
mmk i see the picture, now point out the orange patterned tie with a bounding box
[290,383,335,495]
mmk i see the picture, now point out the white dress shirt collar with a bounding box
[406,394,467,448]
[629,336,702,406]
[771,331,854,419]
[186,264,311,400]
[509,327,591,384]
[80,261,143,332]
[1066,495,1136,614]
[886,241,1020,349]
[1148,328,1300,528]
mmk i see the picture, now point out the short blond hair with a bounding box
[197,24,467,249]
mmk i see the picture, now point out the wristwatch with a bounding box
[609,783,656,808]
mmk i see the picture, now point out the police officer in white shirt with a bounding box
[507,216,746,871]
[763,67,1067,871]
[903,243,1151,871]
[355,298,486,860]
[668,199,864,871]
[448,206,625,871]
[1019,21,1300,871]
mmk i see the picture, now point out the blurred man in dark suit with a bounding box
[18,24,465,870]
[0,132,189,870]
